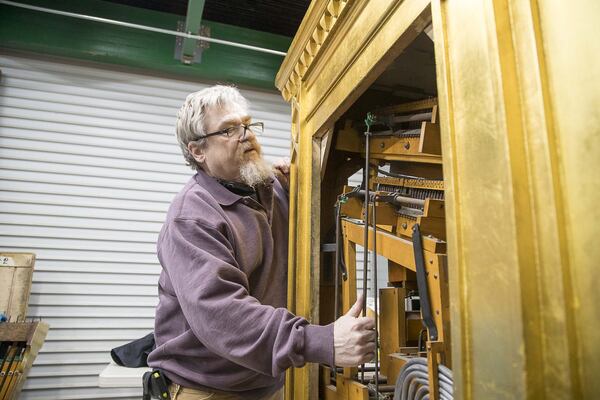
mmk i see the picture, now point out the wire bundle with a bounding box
[393,357,453,400]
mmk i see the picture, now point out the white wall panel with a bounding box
[347,171,389,298]
[0,180,176,202]
[0,54,292,400]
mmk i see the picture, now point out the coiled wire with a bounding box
[394,357,453,400]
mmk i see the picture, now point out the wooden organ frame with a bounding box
[275,1,600,399]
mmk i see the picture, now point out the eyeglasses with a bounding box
[201,122,264,140]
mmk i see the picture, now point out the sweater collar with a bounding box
[194,169,274,207]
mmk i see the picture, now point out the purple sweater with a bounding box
[147,170,334,399]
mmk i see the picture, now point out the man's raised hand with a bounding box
[333,293,376,367]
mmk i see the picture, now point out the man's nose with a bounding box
[239,127,256,142]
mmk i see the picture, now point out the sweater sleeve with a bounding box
[158,217,334,376]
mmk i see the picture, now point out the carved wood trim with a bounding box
[275,0,354,101]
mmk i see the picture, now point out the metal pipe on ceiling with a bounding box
[0,0,287,56]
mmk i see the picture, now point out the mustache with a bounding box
[241,141,259,153]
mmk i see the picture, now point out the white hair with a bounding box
[176,85,249,170]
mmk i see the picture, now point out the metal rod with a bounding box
[372,194,379,396]
[334,202,341,321]
[387,194,426,208]
[376,384,396,392]
[353,190,426,208]
[0,0,287,56]
[361,129,371,384]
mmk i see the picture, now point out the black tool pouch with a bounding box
[142,369,171,400]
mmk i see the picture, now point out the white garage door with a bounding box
[0,53,291,400]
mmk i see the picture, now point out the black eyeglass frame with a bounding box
[200,122,264,140]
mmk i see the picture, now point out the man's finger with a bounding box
[363,342,376,353]
[355,316,375,329]
[361,352,376,364]
[345,294,364,317]
[358,330,376,344]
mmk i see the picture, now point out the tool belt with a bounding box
[142,369,171,400]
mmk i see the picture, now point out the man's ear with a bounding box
[188,141,206,164]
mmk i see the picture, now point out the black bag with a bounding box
[110,332,155,368]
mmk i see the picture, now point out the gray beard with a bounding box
[239,158,273,188]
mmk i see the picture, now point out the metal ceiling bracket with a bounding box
[175,0,209,64]
[174,23,210,64]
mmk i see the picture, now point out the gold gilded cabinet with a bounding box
[276,1,600,399]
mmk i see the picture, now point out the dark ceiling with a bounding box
[104,0,311,37]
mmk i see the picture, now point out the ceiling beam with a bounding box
[0,0,291,89]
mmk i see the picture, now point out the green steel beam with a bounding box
[0,0,291,90]
[181,0,206,63]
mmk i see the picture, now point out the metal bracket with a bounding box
[174,22,210,64]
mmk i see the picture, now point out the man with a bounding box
[147,85,375,400]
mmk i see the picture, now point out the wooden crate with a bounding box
[0,253,36,321]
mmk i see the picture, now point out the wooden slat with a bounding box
[380,287,406,376]
[335,124,443,164]
[406,313,424,344]
[395,215,446,241]
[347,380,369,400]
[423,199,445,218]
[325,384,337,400]
[342,219,444,269]
[419,122,442,155]
[387,353,410,389]
[374,98,438,115]
[388,261,417,284]
[0,322,37,342]
[424,254,449,345]
[372,202,398,226]
[335,373,349,399]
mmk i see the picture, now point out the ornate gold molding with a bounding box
[275,0,353,101]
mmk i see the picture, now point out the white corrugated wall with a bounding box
[348,170,388,300]
[0,54,291,400]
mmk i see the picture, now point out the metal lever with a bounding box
[361,112,375,384]
[412,223,438,341]
[372,196,380,396]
